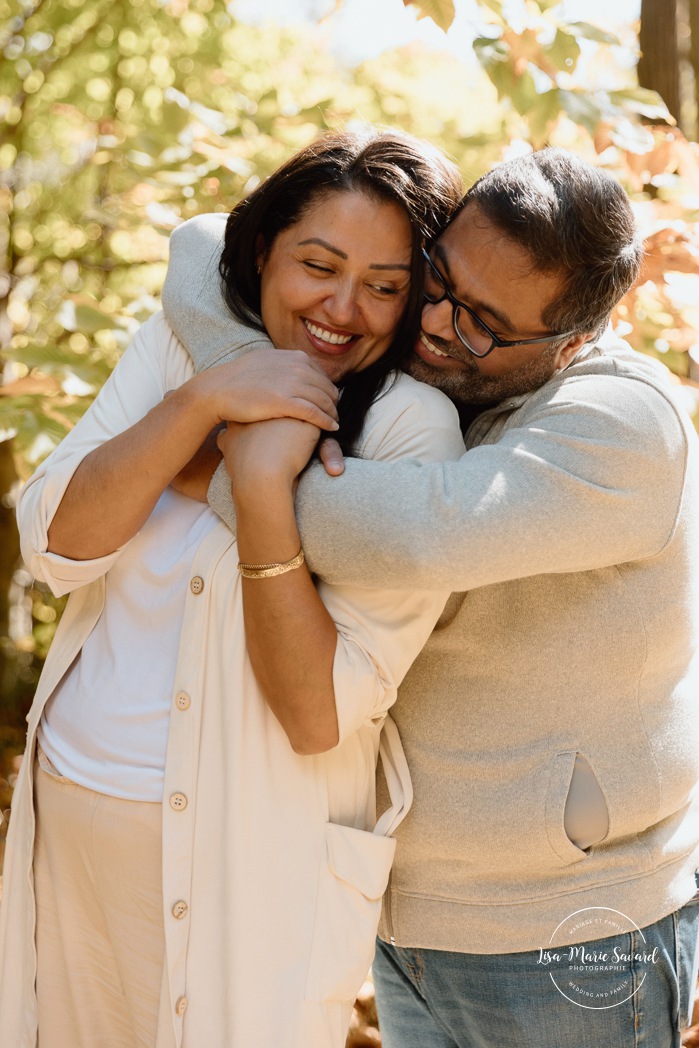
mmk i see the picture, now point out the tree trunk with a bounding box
[689,0,699,139]
[639,0,683,127]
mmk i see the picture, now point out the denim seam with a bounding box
[672,909,683,1033]
[633,931,642,1048]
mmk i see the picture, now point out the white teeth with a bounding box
[420,332,450,357]
[305,321,353,345]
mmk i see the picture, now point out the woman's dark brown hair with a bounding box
[219,128,462,453]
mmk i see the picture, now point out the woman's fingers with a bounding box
[285,393,340,431]
[275,356,339,424]
[204,350,340,426]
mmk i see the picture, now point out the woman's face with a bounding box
[257,190,413,382]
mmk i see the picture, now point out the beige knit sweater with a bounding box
[163,214,699,952]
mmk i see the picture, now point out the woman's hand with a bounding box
[190,349,339,432]
[170,347,339,503]
[218,416,322,494]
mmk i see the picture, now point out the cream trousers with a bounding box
[33,754,168,1048]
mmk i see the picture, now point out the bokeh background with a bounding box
[2,1,699,1041]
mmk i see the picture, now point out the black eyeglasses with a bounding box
[422,248,573,359]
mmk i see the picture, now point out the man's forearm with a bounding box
[292,443,679,591]
[161,213,274,372]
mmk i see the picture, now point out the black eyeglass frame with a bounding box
[421,248,574,359]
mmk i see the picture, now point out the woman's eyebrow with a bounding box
[369,262,411,271]
[298,238,347,258]
[298,237,411,272]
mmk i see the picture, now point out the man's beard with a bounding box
[405,340,565,409]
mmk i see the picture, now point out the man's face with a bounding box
[407,205,585,406]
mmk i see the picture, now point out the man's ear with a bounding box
[555,332,594,370]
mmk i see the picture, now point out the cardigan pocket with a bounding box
[305,822,396,1003]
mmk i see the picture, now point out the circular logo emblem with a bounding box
[537,907,659,1010]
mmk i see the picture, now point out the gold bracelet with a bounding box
[237,548,305,579]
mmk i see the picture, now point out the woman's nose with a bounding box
[325,280,359,326]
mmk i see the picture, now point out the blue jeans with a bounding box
[373,890,699,1048]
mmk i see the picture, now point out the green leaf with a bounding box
[545,29,581,74]
[609,119,657,154]
[0,396,74,448]
[508,70,540,117]
[613,86,668,106]
[161,100,192,137]
[7,343,114,387]
[533,0,562,11]
[478,0,505,19]
[567,21,620,46]
[295,97,336,120]
[526,88,563,148]
[55,300,123,334]
[402,0,456,32]
[474,35,544,112]
[0,399,30,437]
[57,400,97,426]
[610,88,672,121]
[559,89,605,134]
[472,37,509,68]
[31,413,73,445]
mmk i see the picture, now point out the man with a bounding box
[162,148,699,1046]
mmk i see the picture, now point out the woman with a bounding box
[0,130,465,1048]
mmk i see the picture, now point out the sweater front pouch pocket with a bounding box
[545,751,603,866]
[305,822,396,1003]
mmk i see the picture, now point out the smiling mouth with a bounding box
[418,331,464,363]
[303,319,357,348]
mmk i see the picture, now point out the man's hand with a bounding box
[190,349,340,432]
[319,437,345,477]
[170,423,225,502]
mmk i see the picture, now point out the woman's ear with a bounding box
[255,234,266,275]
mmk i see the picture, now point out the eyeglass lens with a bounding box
[423,259,493,357]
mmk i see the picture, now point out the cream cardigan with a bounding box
[0,315,466,1047]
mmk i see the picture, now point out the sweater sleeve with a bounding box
[206,369,690,590]
[161,213,274,372]
[291,371,690,592]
